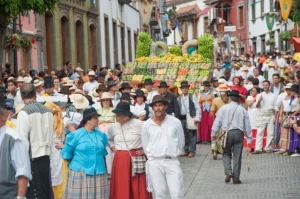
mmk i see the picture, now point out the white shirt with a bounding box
[261,65,281,83]
[254,75,265,88]
[248,66,255,76]
[13,90,23,106]
[256,91,276,111]
[245,83,253,91]
[275,92,287,111]
[272,84,281,97]
[108,118,143,150]
[213,68,223,79]
[141,114,185,158]
[130,105,146,117]
[92,98,101,110]
[83,81,97,92]
[276,57,286,68]
[282,97,300,112]
[178,94,201,121]
[146,90,159,103]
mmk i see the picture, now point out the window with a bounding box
[204,17,209,33]
[261,37,265,53]
[261,0,264,15]
[104,17,110,67]
[113,21,118,65]
[251,3,255,20]
[270,0,273,12]
[127,29,132,62]
[121,26,125,61]
[252,40,257,55]
[238,6,244,27]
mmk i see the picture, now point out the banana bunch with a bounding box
[197,34,214,60]
[135,53,207,63]
[135,57,150,62]
[136,32,153,58]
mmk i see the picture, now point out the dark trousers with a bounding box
[181,119,197,154]
[26,155,51,199]
[222,129,244,182]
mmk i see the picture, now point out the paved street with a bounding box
[178,144,300,199]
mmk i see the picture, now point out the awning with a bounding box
[290,37,300,53]
[196,3,218,18]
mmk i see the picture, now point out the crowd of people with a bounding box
[1,50,300,199]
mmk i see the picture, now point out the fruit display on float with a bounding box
[197,33,214,60]
[136,32,153,58]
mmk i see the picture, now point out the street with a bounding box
[178,144,300,199]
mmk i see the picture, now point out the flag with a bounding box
[176,20,182,31]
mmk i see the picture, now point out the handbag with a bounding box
[121,129,146,176]
[182,95,197,130]
[217,106,238,148]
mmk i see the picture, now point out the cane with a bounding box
[247,143,250,172]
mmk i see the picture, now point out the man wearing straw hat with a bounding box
[211,90,252,184]
[83,70,98,94]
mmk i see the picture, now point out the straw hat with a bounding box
[61,77,70,84]
[88,70,96,76]
[73,89,83,94]
[98,92,114,101]
[233,63,241,68]
[88,89,99,99]
[69,86,76,91]
[69,94,89,109]
[141,88,148,94]
[241,65,248,71]
[268,61,275,67]
[12,104,25,117]
[23,76,32,83]
[7,77,15,81]
[33,79,43,87]
[218,78,227,85]
[216,84,231,91]
[62,80,74,87]
[75,67,84,72]
[16,76,24,82]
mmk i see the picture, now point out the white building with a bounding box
[98,0,140,67]
[247,0,295,54]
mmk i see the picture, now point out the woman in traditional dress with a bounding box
[245,87,261,152]
[108,102,152,199]
[198,81,214,142]
[134,89,149,121]
[61,108,109,199]
[230,76,247,106]
[97,92,115,175]
[210,84,230,159]
[277,84,300,156]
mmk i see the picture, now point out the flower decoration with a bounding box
[20,36,33,51]
[4,34,21,49]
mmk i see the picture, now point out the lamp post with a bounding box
[12,18,17,75]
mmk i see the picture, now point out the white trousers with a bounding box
[255,111,274,151]
[147,159,184,199]
[105,146,114,174]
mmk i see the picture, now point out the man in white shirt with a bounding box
[177,81,201,158]
[70,67,84,80]
[213,63,223,79]
[270,73,284,97]
[245,60,255,76]
[83,70,98,94]
[253,67,265,88]
[252,80,276,154]
[141,95,185,199]
[144,79,159,103]
[276,52,287,75]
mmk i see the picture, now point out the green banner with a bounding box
[265,13,275,31]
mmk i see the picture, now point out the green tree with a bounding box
[0,0,58,75]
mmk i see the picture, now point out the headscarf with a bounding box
[44,102,63,138]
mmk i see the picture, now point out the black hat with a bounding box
[112,102,133,117]
[211,77,218,82]
[44,77,54,88]
[58,86,71,95]
[82,107,100,120]
[85,95,95,105]
[107,81,117,89]
[149,95,169,107]
[96,84,108,92]
[228,90,240,97]
[203,81,210,87]
[180,81,189,88]
[158,81,169,88]
[290,84,299,93]
[144,78,153,85]
[119,92,131,101]
[251,78,259,86]
[134,90,146,101]
[0,93,12,110]
[119,82,132,91]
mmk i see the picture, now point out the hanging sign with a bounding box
[265,13,276,31]
[280,0,293,21]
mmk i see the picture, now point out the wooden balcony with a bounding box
[205,22,232,34]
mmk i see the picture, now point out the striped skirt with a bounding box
[279,125,290,150]
[64,169,109,199]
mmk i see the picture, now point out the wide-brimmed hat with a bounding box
[69,94,89,109]
[119,92,131,101]
[144,78,154,85]
[59,86,71,95]
[218,78,227,85]
[107,81,117,89]
[88,70,96,76]
[23,76,32,83]
[112,102,133,117]
[133,90,146,101]
[268,61,275,67]
[141,88,148,94]
[44,77,54,88]
[98,92,114,101]
[12,103,25,117]
[290,84,299,93]
[130,89,136,96]
[96,84,108,92]
[180,81,189,88]
[82,107,100,120]
[158,81,169,88]
[69,86,76,91]
[75,67,84,72]
[233,63,241,68]
[228,90,240,97]
[284,83,294,90]
[16,76,24,82]
[7,77,14,81]
[33,79,43,87]
[241,65,248,71]
[61,77,70,84]
[149,95,169,107]
[63,80,74,87]
[203,81,210,87]
[73,89,83,94]
[0,93,12,110]
[216,85,231,91]
[88,89,99,99]
[85,95,95,105]
[119,82,132,91]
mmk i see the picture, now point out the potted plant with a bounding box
[279,31,292,40]
[266,38,275,46]
[168,7,177,20]
[20,36,35,51]
[4,33,21,49]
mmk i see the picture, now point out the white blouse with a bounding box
[282,97,300,112]
[107,118,143,150]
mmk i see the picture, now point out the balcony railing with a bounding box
[166,0,196,7]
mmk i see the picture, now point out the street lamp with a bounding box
[161,1,167,14]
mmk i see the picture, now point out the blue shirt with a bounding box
[70,72,80,80]
[61,128,108,175]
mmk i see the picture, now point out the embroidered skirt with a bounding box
[110,150,152,199]
[64,169,108,199]
[279,125,290,150]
